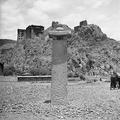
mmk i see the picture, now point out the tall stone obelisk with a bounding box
[49,22,71,106]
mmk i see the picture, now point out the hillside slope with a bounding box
[0,39,16,47]
[68,26,120,76]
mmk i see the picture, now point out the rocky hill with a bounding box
[0,39,16,46]
[1,21,120,77]
[68,24,120,77]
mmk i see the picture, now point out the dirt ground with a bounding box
[0,77,120,120]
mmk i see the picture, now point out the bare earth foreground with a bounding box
[0,77,120,120]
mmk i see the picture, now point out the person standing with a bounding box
[110,70,118,90]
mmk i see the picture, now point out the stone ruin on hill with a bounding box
[13,20,109,77]
[17,20,90,46]
[17,25,44,44]
[26,25,44,39]
[74,20,88,32]
[52,21,59,28]
[17,21,72,45]
[17,29,26,44]
[74,20,107,41]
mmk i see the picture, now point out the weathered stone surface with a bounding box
[49,23,71,106]
[52,21,59,28]
[74,26,80,33]
[74,20,87,32]
[17,29,26,44]
[26,25,44,39]
[80,20,87,27]
[51,62,68,105]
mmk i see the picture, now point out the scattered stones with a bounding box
[0,81,120,120]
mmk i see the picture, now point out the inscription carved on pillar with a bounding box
[49,23,71,106]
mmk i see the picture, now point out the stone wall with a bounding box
[26,25,44,39]
[17,25,44,45]
[80,20,87,27]
[74,20,88,32]
[17,29,26,44]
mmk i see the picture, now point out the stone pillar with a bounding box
[49,23,71,106]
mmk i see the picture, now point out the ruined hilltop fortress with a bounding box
[0,20,109,76]
[17,20,88,44]
[17,25,44,44]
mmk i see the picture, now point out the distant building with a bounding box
[74,20,88,32]
[74,26,80,33]
[52,21,59,28]
[80,20,87,27]
[17,25,44,44]
[17,29,26,44]
[26,25,44,39]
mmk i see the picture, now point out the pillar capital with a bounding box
[49,23,72,40]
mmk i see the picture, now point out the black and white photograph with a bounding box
[0,0,120,120]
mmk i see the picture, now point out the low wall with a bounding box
[85,75,110,82]
[0,76,110,82]
[17,76,81,82]
[17,75,52,82]
[0,76,81,82]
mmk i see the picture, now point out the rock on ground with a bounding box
[0,77,120,120]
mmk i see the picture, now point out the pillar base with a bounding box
[51,62,68,106]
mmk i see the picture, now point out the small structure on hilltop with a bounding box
[26,25,44,39]
[0,63,4,76]
[80,20,87,27]
[74,20,88,32]
[17,29,26,44]
[52,21,59,28]
[17,25,44,44]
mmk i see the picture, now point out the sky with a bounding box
[0,0,120,41]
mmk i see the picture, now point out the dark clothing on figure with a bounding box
[110,76,117,89]
[110,72,120,89]
[117,77,120,89]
